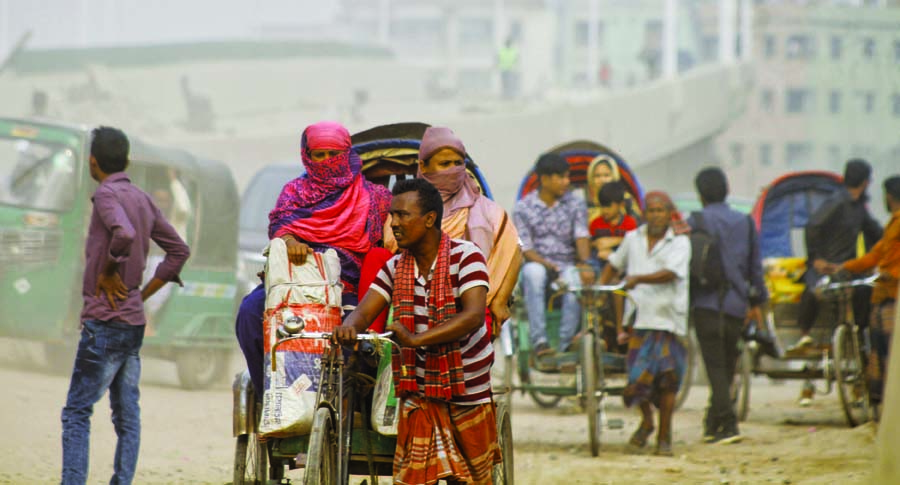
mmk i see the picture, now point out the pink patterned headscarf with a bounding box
[305,121,351,151]
[268,121,392,295]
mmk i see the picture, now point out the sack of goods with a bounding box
[259,238,343,438]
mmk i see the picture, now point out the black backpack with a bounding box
[689,212,728,292]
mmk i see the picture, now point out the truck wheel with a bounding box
[176,348,231,389]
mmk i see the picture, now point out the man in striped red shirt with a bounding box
[335,178,500,485]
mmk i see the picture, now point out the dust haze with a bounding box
[1,1,897,483]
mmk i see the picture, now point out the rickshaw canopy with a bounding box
[515,140,643,208]
[751,170,843,260]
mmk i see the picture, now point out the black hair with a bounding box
[884,176,900,201]
[534,152,569,177]
[843,159,871,188]
[694,167,729,203]
[392,178,443,230]
[597,181,626,206]
[90,126,129,174]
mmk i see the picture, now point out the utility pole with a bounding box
[718,0,736,64]
[739,0,753,61]
[663,0,678,79]
[0,0,8,61]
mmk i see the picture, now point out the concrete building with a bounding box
[340,0,715,98]
[715,1,900,210]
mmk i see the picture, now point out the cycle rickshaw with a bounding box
[501,141,697,456]
[231,122,513,484]
[732,171,874,427]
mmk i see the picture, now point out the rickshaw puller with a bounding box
[828,175,900,409]
[334,178,501,485]
[599,191,691,457]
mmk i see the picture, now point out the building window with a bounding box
[893,93,900,117]
[858,91,875,113]
[786,88,814,114]
[730,143,744,167]
[458,17,494,57]
[760,89,774,112]
[764,35,777,58]
[830,36,842,60]
[829,90,841,114]
[863,37,876,58]
[785,143,813,167]
[759,143,773,167]
[786,35,815,59]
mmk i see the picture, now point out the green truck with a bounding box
[0,117,240,388]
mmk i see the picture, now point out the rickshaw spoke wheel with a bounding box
[674,332,697,410]
[582,331,603,457]
[833,325,871,427]
[305,407,338,485]
[492,400,515,485]
[731,343,752,422]
[233,432,267,485]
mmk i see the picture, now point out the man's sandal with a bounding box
[628,426,654,449]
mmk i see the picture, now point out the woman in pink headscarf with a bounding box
[268,120,392,301]
[236,121,392,400]
[385,126,522,337]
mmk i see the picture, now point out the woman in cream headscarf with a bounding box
[384,126,522,336]
[586,154,642,225]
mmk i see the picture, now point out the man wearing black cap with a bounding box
[792,159,883,404]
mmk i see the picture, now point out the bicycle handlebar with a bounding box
[288,331,394,341]
[815,274,878,292]
[579,282,628,293]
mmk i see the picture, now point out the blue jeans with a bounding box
[61,319,144,485]
[235,284,266,401]
[521,262,581,350]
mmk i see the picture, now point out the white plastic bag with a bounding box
[370,340,399,436]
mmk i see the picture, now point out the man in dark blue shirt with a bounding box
[688,167,767,445]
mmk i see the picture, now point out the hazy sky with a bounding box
[0,0,338,53]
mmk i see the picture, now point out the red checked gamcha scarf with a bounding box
[391,233,466,400]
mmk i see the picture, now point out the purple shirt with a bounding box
[81,172,190,326]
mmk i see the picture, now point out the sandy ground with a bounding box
[0,338,878,485]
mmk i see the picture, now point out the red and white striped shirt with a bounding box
[370,238,493,405]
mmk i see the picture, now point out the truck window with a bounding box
[0,138,77,212]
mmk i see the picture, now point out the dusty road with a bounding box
[0,338,877,485]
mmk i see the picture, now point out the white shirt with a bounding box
[607,225,691,337]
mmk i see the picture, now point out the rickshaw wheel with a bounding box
[582,331,603,457]
[833,325,871,427]
[518,351,564,409]
[492,400,515,485]
[305,407,338,485]
[528,387,564,409]
[674,333,696,410]
[731,343,752,422]
[176,348,230,389]
[233,432,267,485]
